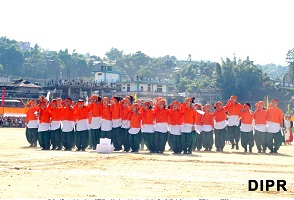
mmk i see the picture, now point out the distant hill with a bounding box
[256,64,288,80]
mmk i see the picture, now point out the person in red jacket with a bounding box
[224,95,244,150]
[36,96,51,150]
[121,98,132,152]
[240,103,254,153]
[48,99,63,150]
[212,101,227,152]
[252,101,268,153]
[111,96,123,151]
[202,104,214,151]
[154,99,169,153]
[61,97,76,151]
[180,97,196,154]
[168,101,183,154]
[141,101,155,153]
[25,99,39,147]
[128,103,142,152]
[88,95,102,150]
[266,99,283,154]
[74,99,91,151]
[101,97,112,140]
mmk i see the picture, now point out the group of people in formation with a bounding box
[24,94,290,155]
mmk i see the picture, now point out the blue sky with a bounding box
[1,0,294,65]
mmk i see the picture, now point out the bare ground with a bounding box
[0,128,293,199]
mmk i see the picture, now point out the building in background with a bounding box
[107,76,181,104]
[92,61,121,84]
[17,41,31,51]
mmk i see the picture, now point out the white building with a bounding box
[0,76,10,84]
[92,63,121,84]
[113,78,180,104]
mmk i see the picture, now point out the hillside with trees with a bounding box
[1,36,293,112]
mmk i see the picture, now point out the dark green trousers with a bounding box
[91,128,101,148]
[241,131,254,149]
[154,131,168,152]
[25,127,32,144]
[254,130,267,151]
[228,125,240,145]
[195,132,203,150]
[101,130,112,141]
[112,127,122,149]
[62,130,75,149]
[38,130,50,149]
[143,132,155,152]
[224,127,229,142]
[215,128,226,149]
[50,128,62,149]
[28,128,38,146]
[129,132,142,152]
[266,131,283,152]
[181,131,196,153]
[121,128,130,151]
[202,131,213,150]
[75,130,89,150]
[169,134,182,153]
[88,129,92,147]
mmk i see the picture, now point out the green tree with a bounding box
[0,37,24,75]
[286,48,294,83]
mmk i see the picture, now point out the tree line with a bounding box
[1,36,294,111]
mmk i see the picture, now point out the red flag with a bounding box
[1,88,6,106]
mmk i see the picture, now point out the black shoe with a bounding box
[187,151,192,154]
[197,149,201,151]
[262,149,266,153]
[204,148,208,151]
[236,144,239,150]
[269,150,274,153]
[29,144,33,147]
[76,149,81,151]
[249,148,252,153]
[45,147,50,150]
[114,148,121,151]
[93,147,96,150]
[41,147,46,150]
[65,148,72,151]
[51,147,56,150]
[82,148,86,151]
[257,149,261,153]
[33,143,37,147]
[56,147,62,150]
[244,148,247,153]
[216,148,220,152]
[231,144,235,149]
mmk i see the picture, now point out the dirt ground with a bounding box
[0,128,293,199]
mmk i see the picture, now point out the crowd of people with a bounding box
[0,116,25,128]
[23,94,293,154]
